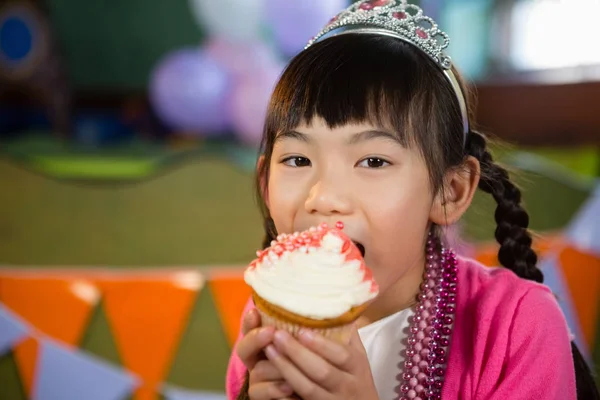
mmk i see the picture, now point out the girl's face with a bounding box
[266,117,437,300]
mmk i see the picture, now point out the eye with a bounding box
[281,156,311,167]
[357,157,391,168]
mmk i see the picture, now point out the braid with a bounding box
[466,130,543,283]
[467,130,599,399]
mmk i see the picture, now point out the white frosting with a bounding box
[245,232,378,319]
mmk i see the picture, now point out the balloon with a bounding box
[265,0,348,56]
[230,63,284,146]
[189,0,264,42]
[149,48,232,135]
[204,37,281,81]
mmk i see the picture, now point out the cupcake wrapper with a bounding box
[257,308,354,344]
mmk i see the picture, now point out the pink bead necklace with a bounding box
[396,233,457,400]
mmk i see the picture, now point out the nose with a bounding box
[304,175,352,216]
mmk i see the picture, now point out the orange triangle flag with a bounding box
[474,234,560,267]
[209,271,253,347]
[0,276,100,343]
[559,246,600,348]
[99,271,203,400]
[13,337,39,398]
[0,276,99,396]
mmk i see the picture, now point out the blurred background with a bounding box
[0,0,599,399]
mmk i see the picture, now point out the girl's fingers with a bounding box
[250,360,285,382]
[236,326,275,369]
[266,343,331,399]
[242,308,261,335]
[248,381,294,400]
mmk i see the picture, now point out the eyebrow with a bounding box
[346,130,402,145]
[274,129,402,145]
[274,130,312,144]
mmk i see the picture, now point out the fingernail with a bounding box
[299,329,315,343]
[274,330,289,346]
[265,345,279,359]
[258,327,274,340]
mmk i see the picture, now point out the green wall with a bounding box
[0,157,263,266]
[0,153,592,267]
[47,0,204,90]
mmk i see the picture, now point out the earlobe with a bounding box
[430,156,480,226]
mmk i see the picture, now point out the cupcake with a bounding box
[244,222,379,344]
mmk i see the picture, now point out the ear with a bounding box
[430,156,480,226]
[257,155,269,209]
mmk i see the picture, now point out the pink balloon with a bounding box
[205,37,281,81]
[150,47,232,135]
[230,64,284,146]
[266,0,348,56]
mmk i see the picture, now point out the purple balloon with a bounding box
[205,37,281,81]
[150,48,232,135]
[230,63,284,146]
[266,0,348,56]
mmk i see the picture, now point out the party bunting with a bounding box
[538,256,588,357]
[100,271,203,400]
[474,234,559,268]
[558,246,600,349]
[34,338,138,400]
[0,276,100,344]
[163,385,227,400]
[208,271,252,347]
[0,303,29,356]
[0,276,100,396]
[566,185,600,255]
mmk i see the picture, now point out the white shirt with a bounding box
[358,308,414,400]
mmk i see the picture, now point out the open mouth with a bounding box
[353,241,366,257]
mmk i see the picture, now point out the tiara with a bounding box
[305,0,470,140]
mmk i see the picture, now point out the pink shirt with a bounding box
[225,258,576,399]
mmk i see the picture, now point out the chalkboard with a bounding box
[46,0,204,90]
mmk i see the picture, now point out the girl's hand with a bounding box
[236,308,294,399]
[265,326,378,400]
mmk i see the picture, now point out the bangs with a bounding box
[264,33,441,148]
[258,33,467,196]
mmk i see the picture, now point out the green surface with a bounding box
[81,301,124,367]
[529,147,600,178]
[463,169,592,240]
[0,148,594,266]
[167,286,231,391]
[1,134,259,181]
[25,156,158,179]
[0,352,26,400]
[0,156,263,266]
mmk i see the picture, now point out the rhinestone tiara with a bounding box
[305,0,470,140]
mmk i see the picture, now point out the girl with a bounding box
[226,1,599,399]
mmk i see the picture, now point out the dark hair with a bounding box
[245,34,598,399]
